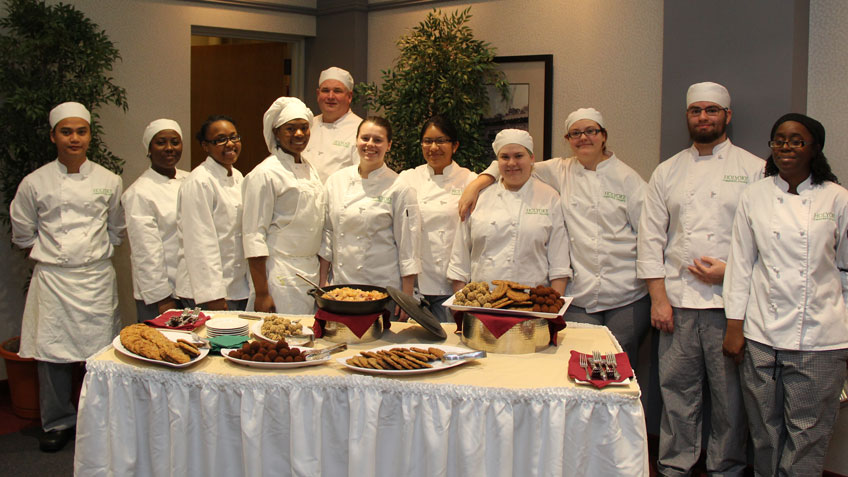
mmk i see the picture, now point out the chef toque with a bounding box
[263,97,314,153]
[686,82,731,109]
[142,119,183,151]
[318,66,354,91]
[49,102,90,129]
[565,107,605,132]
[492,129,534,156]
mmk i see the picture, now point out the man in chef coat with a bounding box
[302,66,362,183]
[10,102,125,452]
[637,82,764,476]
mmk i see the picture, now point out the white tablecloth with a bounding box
[74,322,648,476]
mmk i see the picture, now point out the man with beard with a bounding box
[637,82,764,476]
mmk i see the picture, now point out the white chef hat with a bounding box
[263,97,314,153]
[142,119,182,151]
[49,102,90,129]
[565,107,605,132]
[686,82,731,109]
[318,66,354,91]
[492,129,534,156]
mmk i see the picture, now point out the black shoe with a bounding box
[39,427,75,452]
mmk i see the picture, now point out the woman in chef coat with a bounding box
[723,113,848,477]
[242,97,324,314]
[447,129,571,294]
[176,115,249,311]
[397,115,477,322]
[122,119,190,321]
[458,108,649,365]
[319,116,421,318]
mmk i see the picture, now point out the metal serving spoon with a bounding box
[296,273,329,295]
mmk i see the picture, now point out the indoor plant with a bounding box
[354,7,509,172]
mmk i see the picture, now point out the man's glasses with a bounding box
[687,106,727,117]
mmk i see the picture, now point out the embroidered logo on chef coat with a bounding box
[814,212,835,221]
[333,140,351,148]
[92,188,113,196]
[603,191,626,202]
[722,174,749,184]
[451,188,463,196]
[372,195,392,204]
[526,208,549,215]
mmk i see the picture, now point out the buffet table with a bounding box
[74,319,648,476]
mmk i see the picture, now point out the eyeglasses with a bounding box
[687,106,727,117]
[422,137,452,147]
[206,135,241,146]
[565,128,603,139]
[768,139,807,149]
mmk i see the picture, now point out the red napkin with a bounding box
[145,310,209,330]
[312,309,391,339]
[453,312,566,345]
[568,351,634,389]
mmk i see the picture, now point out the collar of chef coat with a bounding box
[688,138,732,159]
[144,166,188,184]
[774,173,813,194]
[203,156,236,179]
[576,153,619,173]
[426,161,457,177]
[496,175,534,196]
[56,158,92,176]
[319,109,354,128]
[360,163,390,180]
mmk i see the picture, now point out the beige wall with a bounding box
[366,0,664,181]
[0,0,315,377]
[808,1,848,472]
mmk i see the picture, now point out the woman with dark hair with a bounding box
[396,115,477,321]
[319,116,421,318]
[176,114,249,311]
[723,113,848,476]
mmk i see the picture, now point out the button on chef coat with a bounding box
[483,155,647,312]
[176,157,249,304]
[447,177,571,286]
[320,164,421,290]
[637,140,764,308]
[397,162,477,295]
[122,167,189,304]
[302,111,361,183]
[724,175,848,350]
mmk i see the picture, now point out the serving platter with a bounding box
[443,294,572,319]
[250,319,314,345]
[112,330,209,368]
[336,343,477,376]
[221,347,330,369]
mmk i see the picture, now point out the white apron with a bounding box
[248,177,325,314]
[19,259,119,363]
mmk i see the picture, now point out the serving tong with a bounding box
[302,342,347,361]
[438,350,486,363]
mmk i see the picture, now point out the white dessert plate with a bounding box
[221,347,330,369]
[113,330,209,368]
[442,294,572,319]
[336,343,477,376]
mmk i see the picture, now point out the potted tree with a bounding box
[354,7,509,172]
[0,0,127,418]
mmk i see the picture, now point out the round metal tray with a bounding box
[320,317,384,344]
[460,313,550,354]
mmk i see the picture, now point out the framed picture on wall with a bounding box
[483,55,553,163]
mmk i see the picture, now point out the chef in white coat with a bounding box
[448,129,571,294]
[122,119,190,321]
[303,66,361,183]
[397,115,477,322]
[242,97,325,314]
[10,102,125,452]
[176,115,249,311]
[458,108,649,364]
[319,116,421,318]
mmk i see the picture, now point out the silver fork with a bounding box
[605,353,620,380]
[579,353,589,380]
[592,350,607,380]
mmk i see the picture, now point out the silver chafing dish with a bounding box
[460,313,551,354]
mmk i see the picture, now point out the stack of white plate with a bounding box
[205,317,249,337]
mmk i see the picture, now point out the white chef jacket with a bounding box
[637,140,764,309]
[724,175,848,351]
[176,157,249,304]
[397,162,477,295]
[242,150,325,313]
[303,110,362,183]
[10,159,125,362]
[122,167,189,304]
[319,164,421,290]
[447,177,572,286]
[483,155,647,312]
